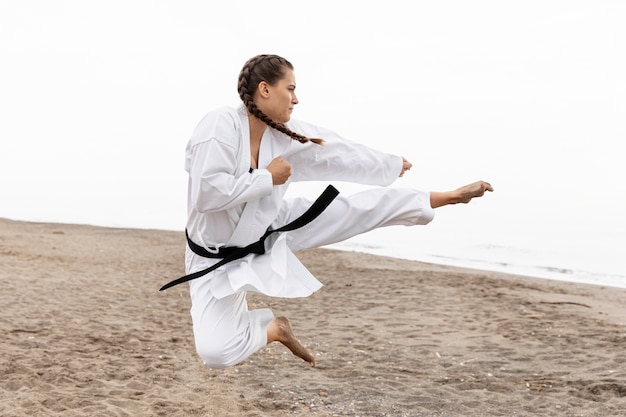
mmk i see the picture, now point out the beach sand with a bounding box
[1,218,625,417]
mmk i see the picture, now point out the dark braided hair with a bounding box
[237,54,323,145]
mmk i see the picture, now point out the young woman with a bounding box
[161,54,493,369]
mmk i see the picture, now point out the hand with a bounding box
[267,156,292,185]
[399,157,412,177]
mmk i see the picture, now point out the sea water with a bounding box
[326,225,626,289]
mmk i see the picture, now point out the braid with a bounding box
[237,55,323,145]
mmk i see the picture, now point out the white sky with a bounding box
[1,0,625,244]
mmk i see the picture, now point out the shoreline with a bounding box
[328,241,626,291]
[1,218,626,416]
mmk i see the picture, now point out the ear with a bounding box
[257,81,271,99]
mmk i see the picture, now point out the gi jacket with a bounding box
[184,105,403,299]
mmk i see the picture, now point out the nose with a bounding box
[292,93,298,104]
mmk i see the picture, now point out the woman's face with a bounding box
[257,68,298,124]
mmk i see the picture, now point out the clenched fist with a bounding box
[267,156,292,185]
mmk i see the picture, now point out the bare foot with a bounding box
[267,316,316,367]
[455,181,494,204]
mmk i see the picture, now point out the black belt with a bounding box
[159,185,339,291]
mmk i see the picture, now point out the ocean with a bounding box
[326,222,626,289]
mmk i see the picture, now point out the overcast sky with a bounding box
[1,1,624,245]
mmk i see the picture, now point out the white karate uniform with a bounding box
[184,105,435,368]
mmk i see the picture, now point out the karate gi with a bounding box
[185,105,435,368]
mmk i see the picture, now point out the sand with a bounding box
[1,217,625,417]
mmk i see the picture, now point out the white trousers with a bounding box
[190,187,434,368]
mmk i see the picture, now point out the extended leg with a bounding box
[277,187,435,252]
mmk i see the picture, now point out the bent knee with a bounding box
[196,334,256,369]
[195,341,238,369]
[191,307,272,369]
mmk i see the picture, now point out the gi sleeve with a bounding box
[186,110,273,213]
[283,119,403,186]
